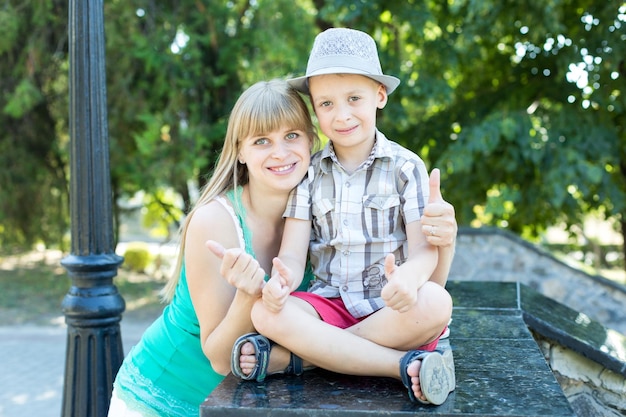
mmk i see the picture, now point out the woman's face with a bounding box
[238,125,311,194]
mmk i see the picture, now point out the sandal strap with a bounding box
[399,350,430,403]
[284,353,304,376]
[231,333,273,382]
[400,348,454,405]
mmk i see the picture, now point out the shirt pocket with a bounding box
[362,194,401,239]
[311,198,336,241]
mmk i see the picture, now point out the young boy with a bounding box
[233,28,455,405]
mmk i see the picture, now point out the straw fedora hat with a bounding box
[287,27,401,95]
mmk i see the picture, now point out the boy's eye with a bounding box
[319,100,331,107]
[286,132,299,141]
[348,96,360,102]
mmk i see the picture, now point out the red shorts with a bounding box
[291,291,443,352]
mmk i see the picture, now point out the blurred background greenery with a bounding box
[0,0,624,290]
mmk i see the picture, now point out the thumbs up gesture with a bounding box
[206,240,266,296]
[261,257,294,313]
[421,168,457,246]
[381,253,417,313]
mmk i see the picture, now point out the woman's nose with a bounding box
[271,141,289,158]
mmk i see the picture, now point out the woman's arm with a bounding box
[185,202,261,375]
[420,168,457,286]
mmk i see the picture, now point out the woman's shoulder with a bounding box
[190,198,229,223]
[187,196,239,241]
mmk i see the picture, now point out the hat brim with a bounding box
[287,67,400,95]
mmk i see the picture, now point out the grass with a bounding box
[0,250,165,326]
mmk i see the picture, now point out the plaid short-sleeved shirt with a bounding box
[284,130,429,318]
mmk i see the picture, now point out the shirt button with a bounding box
[343,219,348,226]
[342,286,348,292]
[343,250,350,256]
[345,182,350,187]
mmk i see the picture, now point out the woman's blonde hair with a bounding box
[160,79,319,301]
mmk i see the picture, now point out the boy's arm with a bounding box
[261,217,311,312]
[402,219,439,285]
[431,243,455,286]
[381,220,438,313]
[274,217,311,291]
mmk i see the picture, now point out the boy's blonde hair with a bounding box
[160,79,319,302]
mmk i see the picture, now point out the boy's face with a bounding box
[308,73,387,152]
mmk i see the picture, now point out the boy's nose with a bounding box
[335,104,352,121]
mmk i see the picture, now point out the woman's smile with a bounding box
[268,162,298,173]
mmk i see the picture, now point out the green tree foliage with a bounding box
[0,0,69,249]
[0,0,316,247]
[0,0,624,268]
[313,0,625,254]
[102,0,316,236]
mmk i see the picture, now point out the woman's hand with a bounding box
[206,240,266,296]
[421,168,457,247]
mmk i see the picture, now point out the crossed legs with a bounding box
[238,281,452,402]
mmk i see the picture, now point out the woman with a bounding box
[108,79,318,416]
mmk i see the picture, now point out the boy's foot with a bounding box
[237,340,262,377]
[231,333,303,382]
[400,349,455,405]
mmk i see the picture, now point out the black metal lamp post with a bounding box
[61,0,125,416]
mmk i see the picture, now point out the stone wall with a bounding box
[534,333,626,417]
[450,227,626,335]
[450,228,626,417]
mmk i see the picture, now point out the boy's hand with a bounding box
[381,253,417,313]
[206,240,265,296]
[422,168,457,246]
[261,257,293,312]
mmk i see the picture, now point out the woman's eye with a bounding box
[254,138,269,145]
[286,132,299,140]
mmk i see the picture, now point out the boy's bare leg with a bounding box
[348,281,452,350]
[252,297,404,376]
[246,293,450,402]
[236,298,320,376]
[237,335,429,402]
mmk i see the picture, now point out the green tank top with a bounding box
[113,187,312,416]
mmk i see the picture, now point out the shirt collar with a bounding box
[319,129,392,174]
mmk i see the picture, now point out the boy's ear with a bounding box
[377,83,388,109]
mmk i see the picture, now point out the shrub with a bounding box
[123,243,152,273]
